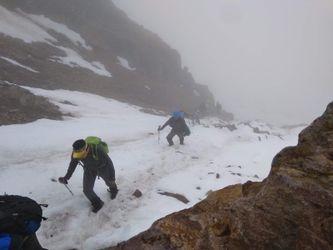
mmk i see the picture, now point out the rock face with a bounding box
[0,82,62,125]
[109,103,333,249]
[0,0,217,115]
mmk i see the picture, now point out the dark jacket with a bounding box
[65,145,114,180]
[160,117,187,133]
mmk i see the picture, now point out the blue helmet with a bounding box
[172,111,184,119]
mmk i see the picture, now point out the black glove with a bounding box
[158,126,162,131]
[58,177,68,184]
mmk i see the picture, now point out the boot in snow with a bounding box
[108,185,118,200]
[92,200,104,213]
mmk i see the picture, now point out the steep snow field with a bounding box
[0,5,112,77]
[0,87,303,249]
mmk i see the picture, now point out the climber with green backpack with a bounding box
[58,137,118,213]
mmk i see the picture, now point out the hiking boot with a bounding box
[168,142,174,146]
[108,186,118,200]
[92,200,104,213]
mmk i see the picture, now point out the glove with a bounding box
[58,177,68,184]
[108,181,118,200]
[158,126,162,131]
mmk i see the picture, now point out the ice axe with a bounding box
[158,126,161,144]
[63,183,74,196]
[51,178,74,196]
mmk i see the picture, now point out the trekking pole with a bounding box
[158,126,161,144]
[64,184,74,196]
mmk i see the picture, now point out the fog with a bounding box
[113,0,333,125]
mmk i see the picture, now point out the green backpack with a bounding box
[85,136,109,160]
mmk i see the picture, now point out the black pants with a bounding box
[83,164,116,206]
[167,129,184,145]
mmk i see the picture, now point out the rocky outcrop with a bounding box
[109,102,333,249]
[0,0,217,115]
[0,82,62,125]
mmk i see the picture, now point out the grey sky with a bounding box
[113,0,333,125]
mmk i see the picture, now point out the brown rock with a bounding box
[108,102,333,249]
[132,189,142,198]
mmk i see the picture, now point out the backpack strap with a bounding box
[92,144,98,160]
[88,144,99,160]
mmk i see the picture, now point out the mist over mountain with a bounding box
[0,0,217,116]
[114,0,333,125]
[1,2,332,249]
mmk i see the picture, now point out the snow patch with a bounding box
[0,6,112,78]
[0,87,302,250]
[25,14,92,50]
[52,47,112,77]
[0,6,56,44]
[0,56,39,73]
[117,56,136,71]
[144,85,151,91]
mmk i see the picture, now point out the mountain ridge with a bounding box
[0,0,218,116]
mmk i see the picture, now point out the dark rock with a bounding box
[0,82,63,125]
[157,191,189,204]
[213,123,237,131]
[108,104,333,249]
[132,189,142,198]
[252,127,270,135]
[216,173,220,179]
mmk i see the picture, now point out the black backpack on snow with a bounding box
[0,195,46,236]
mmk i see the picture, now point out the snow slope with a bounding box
[0,5,55,44]
[0,6,111,77]
[25,13,92,50]
[0,87,302,250]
